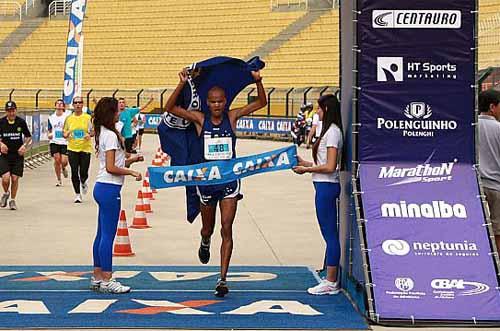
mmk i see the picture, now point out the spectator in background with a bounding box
[118,96,154,154]
[478,89,500,258]
[134,112,146,152]
[0,101,32,210]
[307,109,322,149]
[48,99,70,186]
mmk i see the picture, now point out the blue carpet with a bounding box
[0,266,368,329]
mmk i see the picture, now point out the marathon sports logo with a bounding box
[380,200,467,219]
[378,160,456,186]
[395,278,414,292]
[382,239,479,257]
[372,10,461,29]
[431,279,490,296]
[377,57,458,81]
[376,102,458,138]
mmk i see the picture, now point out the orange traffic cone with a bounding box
[113,210,135,256]
[144,173,155,200]
[142,183,153,214]
[130,190,151,229]
[151,150,163,166]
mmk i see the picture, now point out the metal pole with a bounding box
[285,87,294,118]
[247,88,256,117]
[160,89,168,111]
[303,87,313,104]
[137,89,144,107]
[35,89,42,109]
[9,89,15,102]
[267,88,276,117]
[86,89,93,106]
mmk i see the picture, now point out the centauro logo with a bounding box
[373,10,462,29]
[380,200,467,219]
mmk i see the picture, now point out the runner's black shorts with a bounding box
[49,143,68,156]
[0,155,24,177]
[138,128,145,136]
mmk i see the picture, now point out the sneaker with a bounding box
[0,192,9,208]
[62,167,68,178]
[90,276,102,291]
[81,181,88,195]
[307,279,339,295]
[214,279,229,297]
[198,238,211,264]
[8,200,17,211]
[99,279,131,294]
[56,180,62,187]
[74,194,82,203]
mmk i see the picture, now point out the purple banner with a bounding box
[360,162,500,320]
[356,0,500,322]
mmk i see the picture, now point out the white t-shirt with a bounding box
[312,113,322,138]
[312,124,342,183]
[48,111,70,145]
[96,126,126,186]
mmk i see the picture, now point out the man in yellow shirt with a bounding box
[63,96,94,203]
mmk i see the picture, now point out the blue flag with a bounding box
[157,56,265,223]
[149,146,297,189]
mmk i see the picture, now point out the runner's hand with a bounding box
[18,145,26,156]
[179,69,188,83]
[0,143,8,154]
[251,70,262,82]
[84,133,91,141]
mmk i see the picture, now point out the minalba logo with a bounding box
[372,10,462,29]
[380,200,467,219]
[395,278,414,292]
[382,240,410,256]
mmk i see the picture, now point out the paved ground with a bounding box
[1,134,498,330]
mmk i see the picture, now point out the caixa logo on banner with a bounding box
[377,57,457,82]
[372,10,461,29]
[431,279,490,299]
[377,102,457,138]
[382,239,479,257]
[380,200,467,219]
[378,160,456,185]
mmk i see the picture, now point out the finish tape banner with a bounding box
[145,114,293,135]
[62,0,87,105]
[356,0,500,322]
[148,145,297,189]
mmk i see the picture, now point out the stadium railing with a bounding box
[0,1,22,20]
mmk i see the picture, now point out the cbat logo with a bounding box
[377,57,458,82]
[372,10,461,29]
[395,278,414,292]
[382,239,479,257]
[382,240,410,256]
[377,102,457,138]
[431,279,489,296]
[380,200,467,219]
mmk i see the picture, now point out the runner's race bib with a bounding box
[204,137,233,160]
[73,129,85,139]
[55,130,63,139]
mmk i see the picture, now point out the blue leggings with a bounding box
[92,182,122,272]
[314,182,341,267]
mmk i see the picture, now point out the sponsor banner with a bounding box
[39,114,49,142]
[62,0,87,105]
[146,114,293,134]
[359,162,500,320]
[358,90,474,162]
[149,145,297,189]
